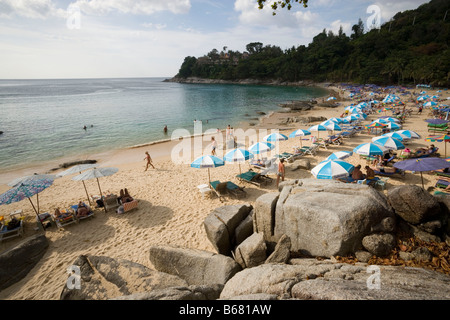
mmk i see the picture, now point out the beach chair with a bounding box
[104,195,119,212]
[0,219,24,242]
[52,209,78,229]
[435,179,450,189]
[302,144,319,156]
[71,203,94,221]
[236,170,272,187]
[210,181,246,199]
[374,168,405,179]
[123,200,139,213]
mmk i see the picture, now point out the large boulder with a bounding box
[203,204,253,256]
[111,284,223,300]
[234,232,267,268]
[253,192,279,243]
[220,260,450,300]
[148,245,241,286]
[387,185,442,225]
[60,255,187,300]
[263,179,394,258]
[0,234,49,291]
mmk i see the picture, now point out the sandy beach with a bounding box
[0,84,448,300]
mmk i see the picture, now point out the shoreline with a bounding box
[0,82,333,186]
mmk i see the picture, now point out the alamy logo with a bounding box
[66,265,81,290]
[366,265,381,290]
[66,5,81,30]
[366,5,381,31]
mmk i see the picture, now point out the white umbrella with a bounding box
[72,167,119,213]
[58,163,98,205]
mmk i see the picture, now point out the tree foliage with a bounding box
[176,0,450,86]
[257,0,309,15]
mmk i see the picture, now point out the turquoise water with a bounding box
[0,78,328,171]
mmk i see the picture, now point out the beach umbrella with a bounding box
[7,174,58,215]
[311,159,355,180]
[425,135,450,157]
[424,101,438,107]
[394,158,450,189]
[248,141,275,155]
[381,132,409,141]
[325,151,353,161]
[57,163,98,205]
[417,95,429,101]
[372,136,405,150]
[191,155,225,188]
[386,122,402,131]
[223,148,254,175]
[378,116,400,123]
[396,130,420,139]
[0,178,54,230]
[72,167,119,213]
[263,133,288,143]
[289,129,311,148]
[321,121,342,133]
[365,122,387,135]
[327,97,337,101]
[353,142,388,156]
[308,124,328,139]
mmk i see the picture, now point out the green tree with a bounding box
[257,0,309,15]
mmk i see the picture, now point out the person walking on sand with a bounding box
[144,151,155,171]
[211,137,217,156]
[277,158,285,188]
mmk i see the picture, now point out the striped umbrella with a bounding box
[289,129,311,148]
[223,148,254,174]
[249,141,275,155]
[308,124,328,139]
[372,136,405,150]
[311,159,355,180]
[263,133,288,143]
[425,135,450,157]
[381,132,409,142]
[325,151,353,161]
[354,142,388,156]
[386,122,402,130]
[396,130,420,139]
[191,155,225,186]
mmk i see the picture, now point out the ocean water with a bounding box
[0,78,328,171]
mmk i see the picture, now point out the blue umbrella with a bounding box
[394,157,450,189]
[396,130,420,139]
[263,133,288,143]
[223,148,254,174]
[289,129,311,147]
[311,159,355,180]
[0,178,54,229]
[191,155,225,185]
[309,124,328,138]
[353,143,388,156]
[372,136,405,150]
[325,151,353,160]
[249,141,275,155]
[381,132,408,141]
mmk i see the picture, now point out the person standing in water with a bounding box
[144,151,155,171]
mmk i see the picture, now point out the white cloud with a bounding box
[0,0,65,19]
[141,22,167,29]
[71,0,192,16]
[329,19,352,35]
[374,0,430,22]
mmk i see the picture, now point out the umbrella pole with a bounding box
[36,193,40,214]
[208,168,211,186]
[96,178,107,213]
[420,172,424,189]
[28,197,45,231]
[82,180,92,206]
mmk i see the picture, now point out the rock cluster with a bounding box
[57,180,450,300]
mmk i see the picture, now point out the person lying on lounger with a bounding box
[76,201,90,218]
[54,208,71,220]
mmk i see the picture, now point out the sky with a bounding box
[0,0,431,79]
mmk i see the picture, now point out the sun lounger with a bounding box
[104,195,119,212]
[236,170,272,187]
[435,179,450,189]
[53,209,78,229]
[210,180,247,199]
[123,200,139,212]
[374,168,405,179]
[0,219,24,242]
[71,203,94,221]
